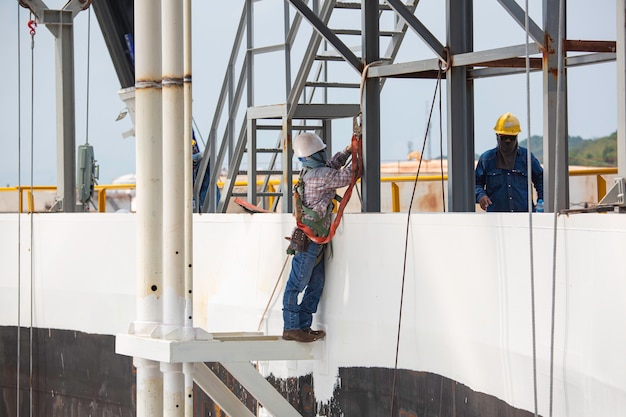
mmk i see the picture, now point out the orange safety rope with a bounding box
[296,115,363,245]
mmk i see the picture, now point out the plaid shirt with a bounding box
[300,149,354,230]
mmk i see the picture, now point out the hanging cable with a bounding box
[28,11,36,417]
[257,254,291,332]
[16,5,22,417]
[548,1,566,416]
[389,67,443,417]
[523,2,540,417]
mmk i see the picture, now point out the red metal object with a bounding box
[27,19,37,35]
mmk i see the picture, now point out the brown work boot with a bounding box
[303,328,326,339]
[282,329,318,343]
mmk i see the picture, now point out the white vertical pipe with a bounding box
[135,358,164,417]
[135,0,164,416]
[183,0,195,415]
[135,0,163,331]
[183,362,194,417]
[161,362,184,416]
[183,0,193,335]
[162,0,184,332]
[162,0,185,415]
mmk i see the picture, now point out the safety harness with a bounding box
[293,171,342,237]
[294,115,363,245]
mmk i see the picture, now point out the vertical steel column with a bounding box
[542,0,569,211]
[617,0,626,177]
[209,118,218,213]
[18,3,84,212]
[281,117,293,213]
[248,116,258,205]
[227,62,235,165]
[134,0,164,416]
[246,0,254,108]
[246,0,256,206]
[282,3,293,214]
[361,0,381,212]
[322,120,332,157]
[284,1,292,97]
[182,0,194,414]
[446,0,475,212]
[162,0,185,415]
[54,17,77,212]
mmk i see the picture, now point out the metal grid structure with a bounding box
[198,0,625,213]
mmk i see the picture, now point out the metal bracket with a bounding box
[598,177,625,207]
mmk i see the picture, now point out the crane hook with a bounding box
[27,19,37,36]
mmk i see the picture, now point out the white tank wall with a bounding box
[0,212,625,417]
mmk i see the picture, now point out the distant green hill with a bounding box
[518,131,617,167]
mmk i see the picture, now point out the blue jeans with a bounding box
[282,241,326,331]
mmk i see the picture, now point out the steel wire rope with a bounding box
[389,67,443,417]
[257,254,291,332]
[548,1,566,416]
[27,12,37,417]
[522,2,540,417]
[16,5,22,417]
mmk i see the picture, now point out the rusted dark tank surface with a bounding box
[1,327,537,417]
[0,327,135,417]
[195,365,538,417]
[320,367,539,417]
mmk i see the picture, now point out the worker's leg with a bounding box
[282,241,322,331]
[299,246,325,329]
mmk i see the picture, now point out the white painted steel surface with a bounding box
[135,0,165,414]
[135,0,163,331]
[1,212,625,417]
[161,0,185,331]
[161,0,186,415]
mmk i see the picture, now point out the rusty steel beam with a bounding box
[564,40,616,53]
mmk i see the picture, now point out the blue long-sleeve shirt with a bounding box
[475,146,544,212]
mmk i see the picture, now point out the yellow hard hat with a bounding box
[493,112,521,135]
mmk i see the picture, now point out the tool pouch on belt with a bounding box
[288,227,309,253]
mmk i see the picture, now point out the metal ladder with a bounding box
[195,0,419,213]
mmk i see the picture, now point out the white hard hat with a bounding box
[293,132,326,158]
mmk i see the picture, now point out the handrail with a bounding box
[0,184,135,213]
[0,166,618,213]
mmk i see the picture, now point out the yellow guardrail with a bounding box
[0,166,618,213]
[0,185,56,213]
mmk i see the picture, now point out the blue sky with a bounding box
[0,0,617,186]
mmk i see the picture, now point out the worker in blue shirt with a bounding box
[475,112,544,212]
[192,132,220,211]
